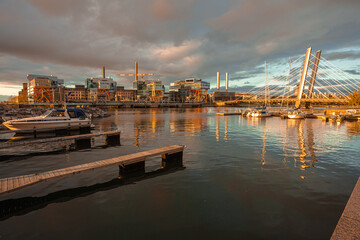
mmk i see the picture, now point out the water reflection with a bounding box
[216,116,220,142]
[96,109,360,165]
[346,121,360,137]
[92,108,359,172]
[1,108,359,240]
[0,162,185,221]
[261,119,267,166]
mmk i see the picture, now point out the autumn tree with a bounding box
[348,90,360,106]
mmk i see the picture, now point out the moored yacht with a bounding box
[329,115,345,123]
[250,107,272,118]
[2,108,91,133]
[287,110,305,119]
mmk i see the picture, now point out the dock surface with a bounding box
[216,112,242,116]
[331,177,360,239]
[0,145,184,195]
[0,130,120,149]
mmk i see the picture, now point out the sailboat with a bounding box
[250,107,272,118]
[287,109,305,119]
[250,60,272,118]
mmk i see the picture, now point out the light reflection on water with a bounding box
[0,107,360,239]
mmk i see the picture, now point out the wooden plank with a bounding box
[23,175,31,185]
[0,145,184,195]
[39,172,53,180]
[0,178,7,192]
[26,175,39,186]
[7,178,13,192]
[12,177,20,189]
[18,176,25,188]
[217,112,242,116]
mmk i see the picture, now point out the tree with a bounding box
[348,90,360,106]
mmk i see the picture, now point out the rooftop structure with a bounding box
[213,72,235,102]
[27,74,64,103]
[85,66,117,102]
[170,78,210,102]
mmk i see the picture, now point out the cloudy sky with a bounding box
[0,0,360,95]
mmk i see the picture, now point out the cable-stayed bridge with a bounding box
[226,47,359,106]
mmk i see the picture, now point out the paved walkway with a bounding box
[331,177,360,239]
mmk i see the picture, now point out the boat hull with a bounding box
[288,115,305,119]
[251,113,272,118]
[3,119,91,133]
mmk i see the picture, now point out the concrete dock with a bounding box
[331,177,360,239]
[0,145,184,195]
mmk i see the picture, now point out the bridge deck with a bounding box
[0,145,184,195]
[0,130,120,149]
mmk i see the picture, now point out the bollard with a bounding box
[161,151,183,169]
[74,137,92,150]
[105,133,121,146]
[80,127,91,134]
[119,161,145,177]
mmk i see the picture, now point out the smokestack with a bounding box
[102,66,105,78]
[135,61,138,81]
[226,72,229,92]
[217,72,220,92]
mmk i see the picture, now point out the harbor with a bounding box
[1,0,360,239]
[0,107,359,239]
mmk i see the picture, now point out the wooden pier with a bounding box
[0,145,184,195]
[0,130,121,149]
[331,177,360,239]
[216,112,242,116]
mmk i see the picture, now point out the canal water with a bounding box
[1,107,360,239]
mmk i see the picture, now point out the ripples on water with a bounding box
[0,107,360,239]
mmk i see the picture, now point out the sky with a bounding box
[0,0,360,96]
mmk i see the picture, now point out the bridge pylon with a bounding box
[308,50,321,98]
[295,47,312,108]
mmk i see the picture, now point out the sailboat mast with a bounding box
[265,60,268,107]
[287,58,291,109]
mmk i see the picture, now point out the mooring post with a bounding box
[161,151,183,169]
[74,137,92,150]
[119,160,145,177]
[80,127,91,134]
[105,132,121,146]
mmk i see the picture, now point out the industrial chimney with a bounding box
[135,61,138,81]
[226,72,229,92]
[217,72,220,92]
[102,66,105,78]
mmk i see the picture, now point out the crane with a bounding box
[116,61,154,81]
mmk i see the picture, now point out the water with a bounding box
[1,107,360,239]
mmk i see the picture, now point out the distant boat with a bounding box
[250,107,272,118]
[248,60,272,118]
[242,108,252,117]
[329,115,344,123]
[287,110,305,119]
[2,108,91,133]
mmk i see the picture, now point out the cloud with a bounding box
[344,69,360,75]
[326,51,360,61]
[206,0,360,56]
[153,41,202,61]
[0,0,360,94]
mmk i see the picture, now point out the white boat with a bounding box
[250,108,272,118]
[2,108,91,133]
[329,115,344,123]
[249,61,272,119]
[242,108,252,117]
[287,110,305,119]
